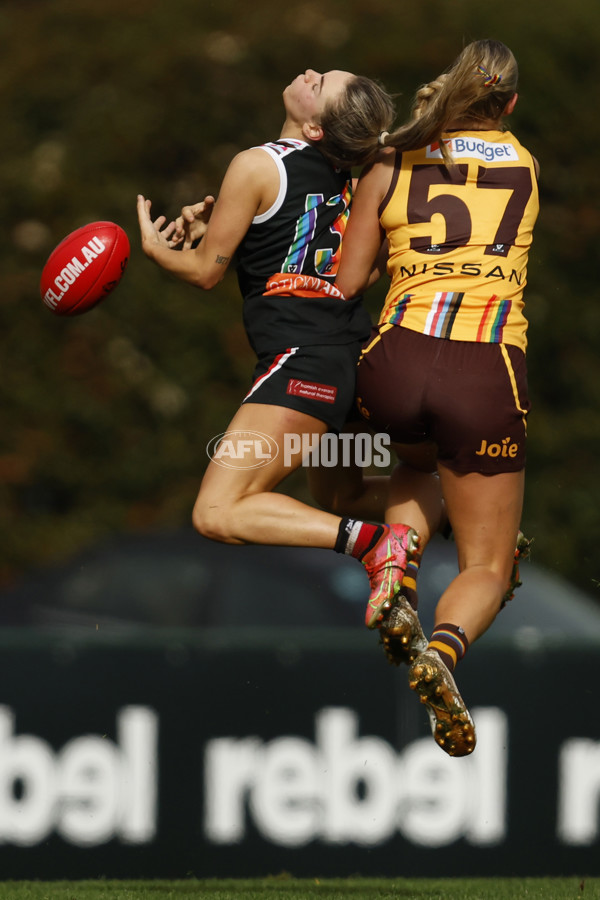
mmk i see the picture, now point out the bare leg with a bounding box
[307,422,390,522]
[193,403,340,548]
[434,464,525,644]
[405,466,523,758]
[377,444,444,665]
[308,431,442,536]
[194,404,421,630]
[385,443,443,545]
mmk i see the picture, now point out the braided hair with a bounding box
[380,40,518,165]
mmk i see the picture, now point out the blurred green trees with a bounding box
[1,0,599,596]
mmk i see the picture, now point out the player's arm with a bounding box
[336,154,393,299]
[368,237,389,287]
[137,149,277,290]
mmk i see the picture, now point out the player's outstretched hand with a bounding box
[174,196,216,249]
[137,195,180,257]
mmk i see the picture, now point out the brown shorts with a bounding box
[356,326,530,474]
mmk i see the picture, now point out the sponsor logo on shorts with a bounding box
[356,396,371,420]
[475,437,519,459]
[286,379,337,404]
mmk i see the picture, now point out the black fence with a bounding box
[0,626,598,879]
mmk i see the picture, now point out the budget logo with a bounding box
[206,431,279,469]
[426,138,519,163]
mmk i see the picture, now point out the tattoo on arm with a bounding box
[215,254,230,265]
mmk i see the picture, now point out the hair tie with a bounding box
[476,64,502,87]
[378,131,390,146]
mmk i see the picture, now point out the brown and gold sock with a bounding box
[400,552,422,610]
[428,622,469,673]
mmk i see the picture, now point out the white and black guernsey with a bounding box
[236,138,371,356]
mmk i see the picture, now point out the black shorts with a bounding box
[356,326,530,474]
[243,341,364,432]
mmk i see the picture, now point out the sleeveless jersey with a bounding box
[236,139,371,355]
[379,130,539,350]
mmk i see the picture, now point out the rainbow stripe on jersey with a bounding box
[424,292,464,339]
[476,294,511,343]
[384,290,514,343]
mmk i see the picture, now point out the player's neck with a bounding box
[445,117,503,132]
[278,120,310,143]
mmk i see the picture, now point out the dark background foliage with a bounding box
[2,0,599,597]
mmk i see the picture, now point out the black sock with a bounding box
[334,517,385,560]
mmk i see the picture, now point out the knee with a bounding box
[192,498,234,543]
[486,563,515,613]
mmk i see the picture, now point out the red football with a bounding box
[40,221,130,316]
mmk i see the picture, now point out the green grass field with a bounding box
[0,878,597,900]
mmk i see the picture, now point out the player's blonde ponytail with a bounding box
[411,74,450,121]
[381,40,518,164]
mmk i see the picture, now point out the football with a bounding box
[40,221,130,316]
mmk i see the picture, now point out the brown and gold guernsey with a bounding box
[379,130,539,351]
